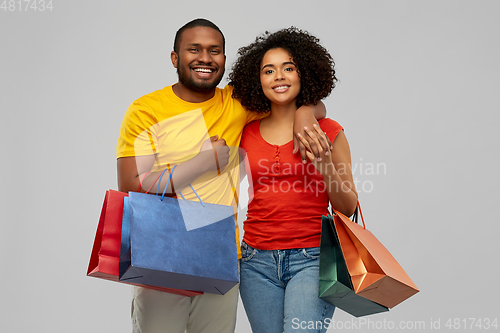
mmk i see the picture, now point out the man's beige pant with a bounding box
[131,284,239,333]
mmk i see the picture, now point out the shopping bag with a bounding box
[333,204,419,308]
[86,189,202,297]
[319,215,389,317]
[119,167,239,295]
[87,189,127,281]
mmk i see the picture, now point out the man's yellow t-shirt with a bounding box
[117,84,263,258]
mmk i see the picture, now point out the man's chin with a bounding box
[187,77,223,92]
[190,83,218,93]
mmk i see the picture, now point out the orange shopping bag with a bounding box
[332,203,419,308]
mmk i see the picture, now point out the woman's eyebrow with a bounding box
[261,62,295,71]
[261,64,275,70]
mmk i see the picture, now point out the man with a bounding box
[116,18,330,333]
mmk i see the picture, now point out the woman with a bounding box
[229,27,358,333]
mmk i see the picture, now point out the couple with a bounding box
[117,18,357,333]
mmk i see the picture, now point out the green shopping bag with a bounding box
[319,215,389,317]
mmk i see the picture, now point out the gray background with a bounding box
[1,1,499,332]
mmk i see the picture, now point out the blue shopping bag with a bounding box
[119,167,239,295]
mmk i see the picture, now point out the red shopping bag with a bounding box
[87,189,202,297]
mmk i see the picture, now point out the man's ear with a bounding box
[171,51,178,68]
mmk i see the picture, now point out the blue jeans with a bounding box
[239,242,335,333]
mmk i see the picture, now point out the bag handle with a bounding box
[138,172,151,192]
[155,166,205,207]
[350,201,366,229]
[157,166,175,199]
[138,171,164,194]
[178,185,205,207]
[330,201,366,229]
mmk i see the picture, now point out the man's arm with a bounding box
[117,136,229,194]
[298,126,358,217]
[293,101,332,163]
[311,100,327,119]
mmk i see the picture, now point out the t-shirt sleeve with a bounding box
[318,118,344,143]
[116,100,160,158]
[245,109,267,124]
[223,85,268,124]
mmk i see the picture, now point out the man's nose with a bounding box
[197,49,211,63]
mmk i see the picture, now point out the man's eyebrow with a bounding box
[186,43,222,48]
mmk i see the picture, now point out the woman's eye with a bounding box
[265,70,274,74]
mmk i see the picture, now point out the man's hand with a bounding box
[297,125,333,173]
[293,105,332,163]
[200,135,230,173]
[296,125,358,216]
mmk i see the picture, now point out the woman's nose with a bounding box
[275,70,284,80]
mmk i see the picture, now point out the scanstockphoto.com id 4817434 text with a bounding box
[1,0,53,11]
[291,316,499,331]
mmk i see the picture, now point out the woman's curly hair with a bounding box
[229,27,337,113]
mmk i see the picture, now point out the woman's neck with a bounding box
[259,103,298,146]
[264,103,297,126]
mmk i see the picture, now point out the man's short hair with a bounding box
[173,18,225,54]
